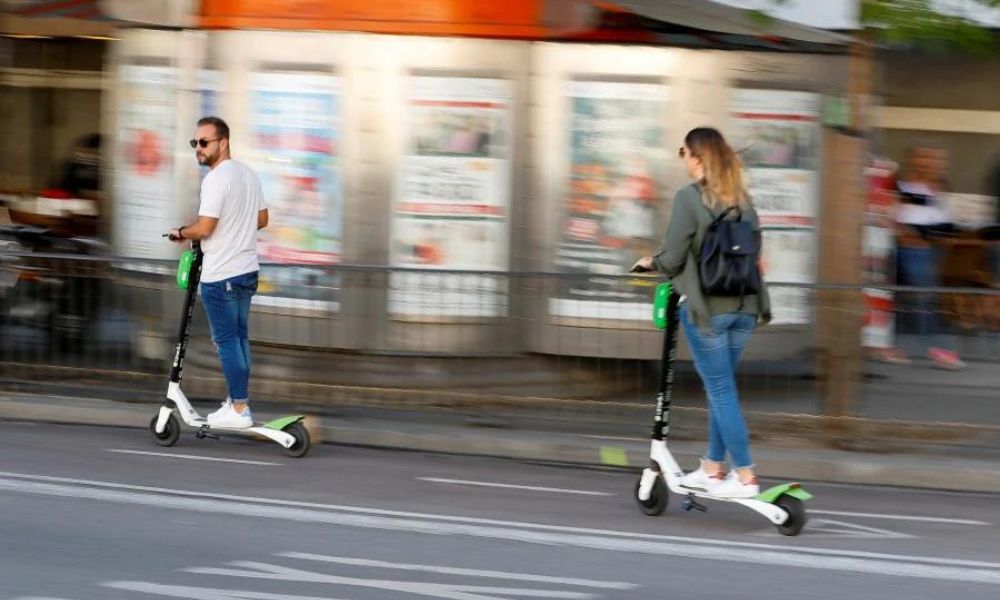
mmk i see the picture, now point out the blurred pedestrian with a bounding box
[892,143,964,370]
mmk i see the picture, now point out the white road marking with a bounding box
[418,477,614,497]
[109,580,594,600]
[105,583,351,600]
[797,519,912,539]
[177,554,633,599]
[811,509,991,526]
[106,449,280,466]
[799,480,1000,500]
[416,475,991,526]
[0,470,983,560]
[4,471,1000,586]
[279,553,634,589]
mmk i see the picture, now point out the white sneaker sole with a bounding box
[207,420,253,429]
[679,479,709,491]
[709,488,760,499]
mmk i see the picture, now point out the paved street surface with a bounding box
[1,421,999,599]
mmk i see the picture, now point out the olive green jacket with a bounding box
[652,183,772,330]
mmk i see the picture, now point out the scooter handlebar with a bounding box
[629,260,655,274]
[162,233,200,251]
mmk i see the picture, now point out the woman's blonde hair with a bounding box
[684,127,749,209]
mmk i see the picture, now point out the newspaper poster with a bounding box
[729,90,821,325]
[761,228,816,325]
[390,76,512,317]
[114,65,177,259]
[729,90,821,227]
[550,81,669,320]
[248,72,343,311]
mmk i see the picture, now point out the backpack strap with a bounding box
[709,205,741,226]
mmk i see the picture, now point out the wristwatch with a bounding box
[177,226,185,239]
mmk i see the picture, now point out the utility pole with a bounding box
[816,25,874,443]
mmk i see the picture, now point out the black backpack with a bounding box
[698,206,762,303]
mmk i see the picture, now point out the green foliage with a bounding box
[861,0,999,55]
[755,0,999,55]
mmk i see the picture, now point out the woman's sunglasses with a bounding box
[189,138,219,149]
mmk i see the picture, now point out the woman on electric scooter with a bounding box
[633,127,771,499]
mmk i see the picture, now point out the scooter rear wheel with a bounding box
[282,422,311,458]
[775,495,807,536]
[149,412,180,447]
[634,474,668,516]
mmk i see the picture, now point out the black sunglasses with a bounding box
[189,138,220,149]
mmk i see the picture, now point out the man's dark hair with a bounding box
[197,116,230,140]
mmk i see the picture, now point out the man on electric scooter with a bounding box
[168,116,269,429]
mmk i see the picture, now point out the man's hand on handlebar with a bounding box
[164,228,184,243]
[629,256,656,274]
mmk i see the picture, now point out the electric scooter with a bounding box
[632,280,810,535]
[149,240,311,458]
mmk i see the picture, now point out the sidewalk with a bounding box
[2,384,999,493]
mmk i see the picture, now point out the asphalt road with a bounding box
[1,421,999,600]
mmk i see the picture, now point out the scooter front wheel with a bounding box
[282,421,311,458]
[149,412,180,447]
[634,474,668,516]
[775,495,807,536]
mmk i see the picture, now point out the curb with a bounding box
[2,398,999,493]
[3,364,996,448]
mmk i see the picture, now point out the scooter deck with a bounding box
[673,483,755,503]
[184,418,294,432]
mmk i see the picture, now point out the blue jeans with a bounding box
[680,305,756,469]
[895,246,950,351]
[200,271,258,402]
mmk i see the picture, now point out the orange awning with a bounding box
[198,0,601,39]
[80,0,850,52]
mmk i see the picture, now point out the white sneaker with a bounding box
[709,475,760,499]
[206,398,232,422]
[206,403,252,429]
[679,461,730,490]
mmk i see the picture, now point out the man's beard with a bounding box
[198,153,215,166]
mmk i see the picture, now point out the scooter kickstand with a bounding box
[196,424,220,441]
[682,494,708,513]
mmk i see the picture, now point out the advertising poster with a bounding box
[198,69,222,119]
[114,65,177,259]
[729,89,821,227]
[390,76,512,317]
[730,90,821,325]
[193,69,223,208]
[248,71,342,311]
[550,81,668,320]
[760,229,816,326]
[862,159,899,349]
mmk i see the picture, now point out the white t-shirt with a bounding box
[895,181,951,226]
[198,159,267,283]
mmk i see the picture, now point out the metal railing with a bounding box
[1,250,998,442]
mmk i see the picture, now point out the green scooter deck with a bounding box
[261,415,305,431]
[757,482,813,503]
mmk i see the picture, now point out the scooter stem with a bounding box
[169,242,203,384]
